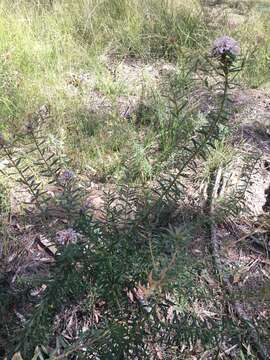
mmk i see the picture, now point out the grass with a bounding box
[0,0,269,181]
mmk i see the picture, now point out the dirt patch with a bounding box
[230,89,270,216]
[233,89,270,145]
[65,59,176,120]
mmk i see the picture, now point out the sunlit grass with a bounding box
[0,0,269,181]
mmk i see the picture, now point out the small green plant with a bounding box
[0,110,86,229]
[0,32,257,360]
[1,0,269,358]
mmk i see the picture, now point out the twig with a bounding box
[35,235,56,258]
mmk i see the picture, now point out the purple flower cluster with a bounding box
[56,228,79,245]
[58,169,75,185]
[212,36,240,58]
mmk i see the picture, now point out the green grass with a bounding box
[0,0,205,180]
[0,0,269,180]
[0,1,269,233]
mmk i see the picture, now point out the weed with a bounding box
[0,1,269,359]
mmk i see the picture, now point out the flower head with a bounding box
[58,169,75,185]
[55,228,79,245]
[211,36,240,59]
